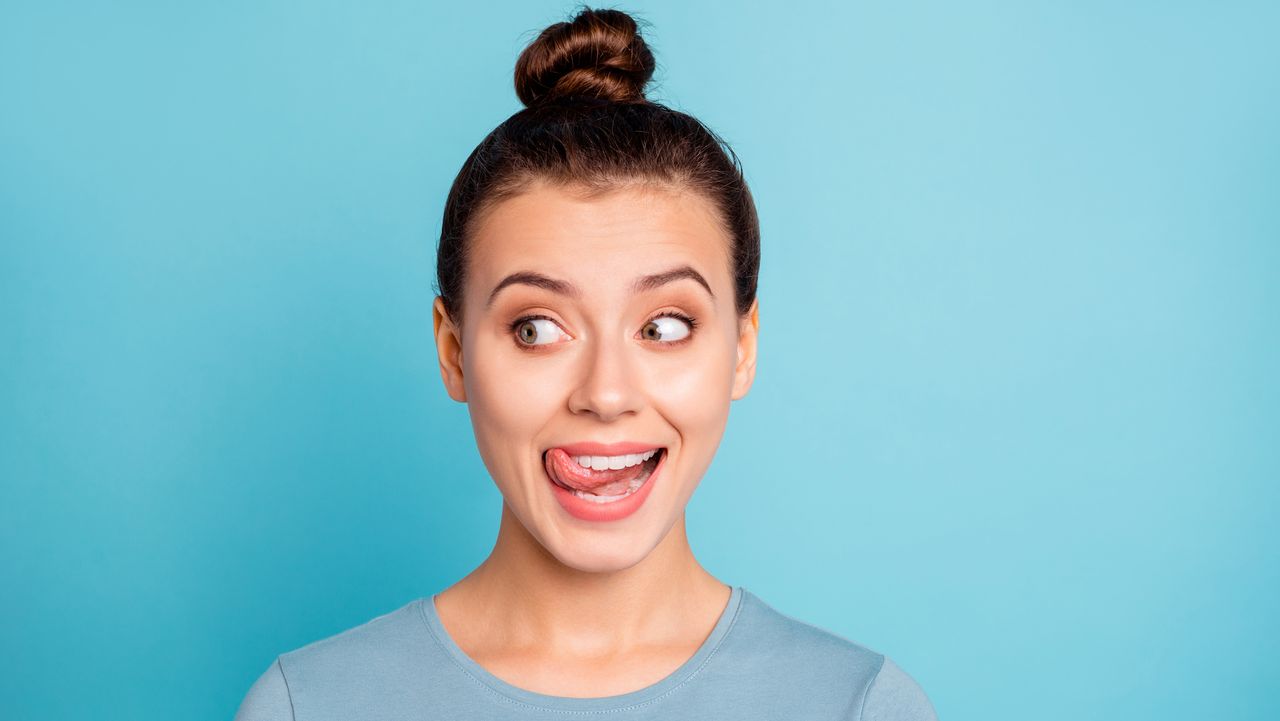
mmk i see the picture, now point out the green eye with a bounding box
[515,318,562,346]
[641,315,693,342]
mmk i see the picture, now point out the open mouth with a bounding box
[542,447,666,504]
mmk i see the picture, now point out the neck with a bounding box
[438,502,729,656]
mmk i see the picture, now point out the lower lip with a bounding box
[545,450,666,522]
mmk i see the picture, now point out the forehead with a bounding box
[466,182,731,300]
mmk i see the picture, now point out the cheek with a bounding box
[644,340,736,443]
[463,340,567,461]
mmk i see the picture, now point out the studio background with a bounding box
[2,2,1276,719]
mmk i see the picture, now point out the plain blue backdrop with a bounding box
[2,1,1277,719]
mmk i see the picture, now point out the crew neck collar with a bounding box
[418,585,745,713]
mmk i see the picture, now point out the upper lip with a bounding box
[547,441,665,457]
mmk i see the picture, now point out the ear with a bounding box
[433,296,467,403]
[731,298,759,401]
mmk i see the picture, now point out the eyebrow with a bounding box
[485,264,715,309]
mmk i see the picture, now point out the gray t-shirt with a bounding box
[235,586,937,720]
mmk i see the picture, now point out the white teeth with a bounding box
[573,448,658,471]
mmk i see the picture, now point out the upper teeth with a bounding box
[573,449,659,471]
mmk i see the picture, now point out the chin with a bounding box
[546,537,656,574]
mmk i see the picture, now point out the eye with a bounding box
[513,316,568,347]
[639,313,695,343]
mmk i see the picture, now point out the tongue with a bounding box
[546,448,651,496]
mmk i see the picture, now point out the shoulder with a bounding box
[732,589,884,676]
[276,598,433,688]
[862,656,938,721]
[730,590,937,720]
[234,658,293,721]
[234,598,436,720]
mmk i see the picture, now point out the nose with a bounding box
[567,333,644,422]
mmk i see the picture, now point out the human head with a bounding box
[431,7,761,573]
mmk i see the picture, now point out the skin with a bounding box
[431,180,759,697]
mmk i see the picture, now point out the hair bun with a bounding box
[514,8,655,107]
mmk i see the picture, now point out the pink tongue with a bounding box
[546,448,650,496]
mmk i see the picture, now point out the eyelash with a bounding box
[508,311,699,350]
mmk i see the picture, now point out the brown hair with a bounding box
[435,7,760,327]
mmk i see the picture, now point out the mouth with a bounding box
[541,446,667,520]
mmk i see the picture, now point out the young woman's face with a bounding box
[433,182,758,573]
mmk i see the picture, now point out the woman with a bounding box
[236,8,937,720]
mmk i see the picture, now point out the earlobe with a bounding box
[731,298,759,401]
[432,296,467,403]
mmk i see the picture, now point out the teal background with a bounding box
[2,1,1277,719]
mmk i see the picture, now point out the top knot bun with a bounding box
[514,8,655,108]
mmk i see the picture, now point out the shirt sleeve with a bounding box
[859,656,938,721]
[234,658,295,721]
